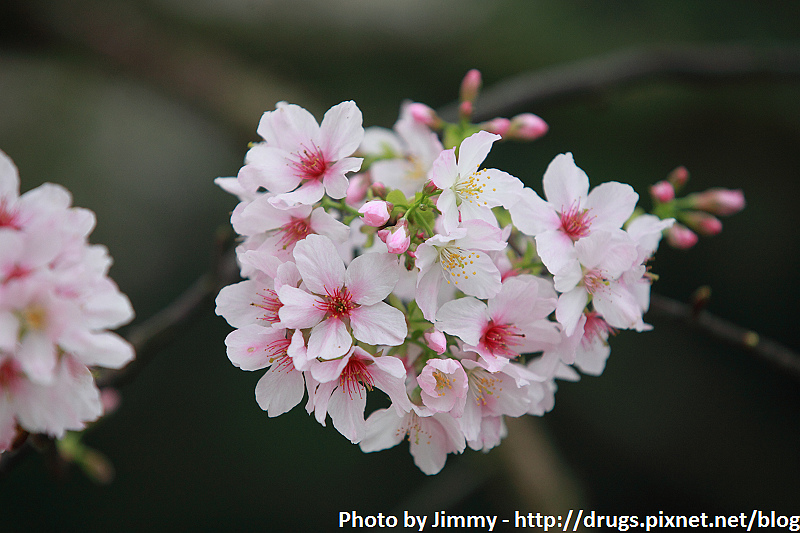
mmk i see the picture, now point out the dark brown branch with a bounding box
[649,293,800,380]
[441,44,800,121]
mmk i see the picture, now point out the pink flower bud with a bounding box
[508,113,548,140]
[407,102,439,128]
[423,180,440,195]
[345,172,370,205]
[458,100,473,120]
[100,388,121,416]
[483,117,511,136]
[385,223,410,254]
[358,200,392,227]
[370,182,387,199]
[682,211,723,236]
[460,69,482,104]
[667,166,689,189]
[686,188,745,216]
[424,329,447,355]
[650,180,675,203]
[666,223,699,249]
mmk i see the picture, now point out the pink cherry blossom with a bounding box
[307,347,411,443]
[430,130,523,234]
[359,407,465,475]
[237,101,364,208]
[277,234,406,360]
[414,220,506,321]
[553,230,641,335]
[417,358,468,417]
[363,105,444,197]
[509,152,638,275]
[436,275,561,372]
[0,150,134,450]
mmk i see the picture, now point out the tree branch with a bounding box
[441,44,800,121]
[648,293,800,380]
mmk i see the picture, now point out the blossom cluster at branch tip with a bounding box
[0,150,135,453]
[215,70,742,475]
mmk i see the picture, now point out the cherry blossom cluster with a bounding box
[0,150,134,452]
[215,71,741,474]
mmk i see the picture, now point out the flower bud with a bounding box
[686,188,745,216]
[482,117,511,137]
[649,180,675,203]
[385,222,410,254]
[407,103,440,128]
[424,329,447,355]
[369,182,387,199]
[422,180,440,195]
[346,172,370,205]
[681,211,723,236]
[358,200,392,227]
[459,69,482,104]
[507,113,548,141]
[667,166,689,189]
[666,223,699,249]
[458,101,473,121]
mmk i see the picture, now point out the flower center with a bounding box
[559,201,594,241]
[319,287,356,319]
[455,169,491,206]
[438,246,479,286]
[0,358,22,394]
[251,288,282,325]
[468,368,501,407]
[582,311,616,347]
[481,321,524,359]
[582,269,608,295]
[291,144,328,181]
[432,369,455,396]
[278,217,311,248]
[339,357,374,399]
[0,199,20,229]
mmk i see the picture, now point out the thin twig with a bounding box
[441,44,800,121]
[649,293,800,380]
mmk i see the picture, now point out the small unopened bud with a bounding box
[460,69,482,104]
[682,211,723,236]
[482,117,511,137]
[423,180,440,195]
[100,388,121,416]
[686,188,745,216]
[458,100,473,120]
[407,103,440,128]
[507,113,548,141]
[691,285,712,316]
[650,180,675,203]
[346,172,370,205]
[385,222,410,254]
[424,329,447,355]
[369,182,387,199]
[667,166,689,189]
[666,223,699,249]
[358,200,392,227]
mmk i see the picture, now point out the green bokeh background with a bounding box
[1,1,798,531]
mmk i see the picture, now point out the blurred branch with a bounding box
[649,293,800,381]
[13,0,321,140]
[446,44,800,121]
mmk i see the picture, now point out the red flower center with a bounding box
[292,144,328,181]
[339,357,374,399]
[318,287,356,319]
[278,217,311,248]
[559,201,594,241]
[481,321,524,359]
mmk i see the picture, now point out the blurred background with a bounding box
[1,0,799,530]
